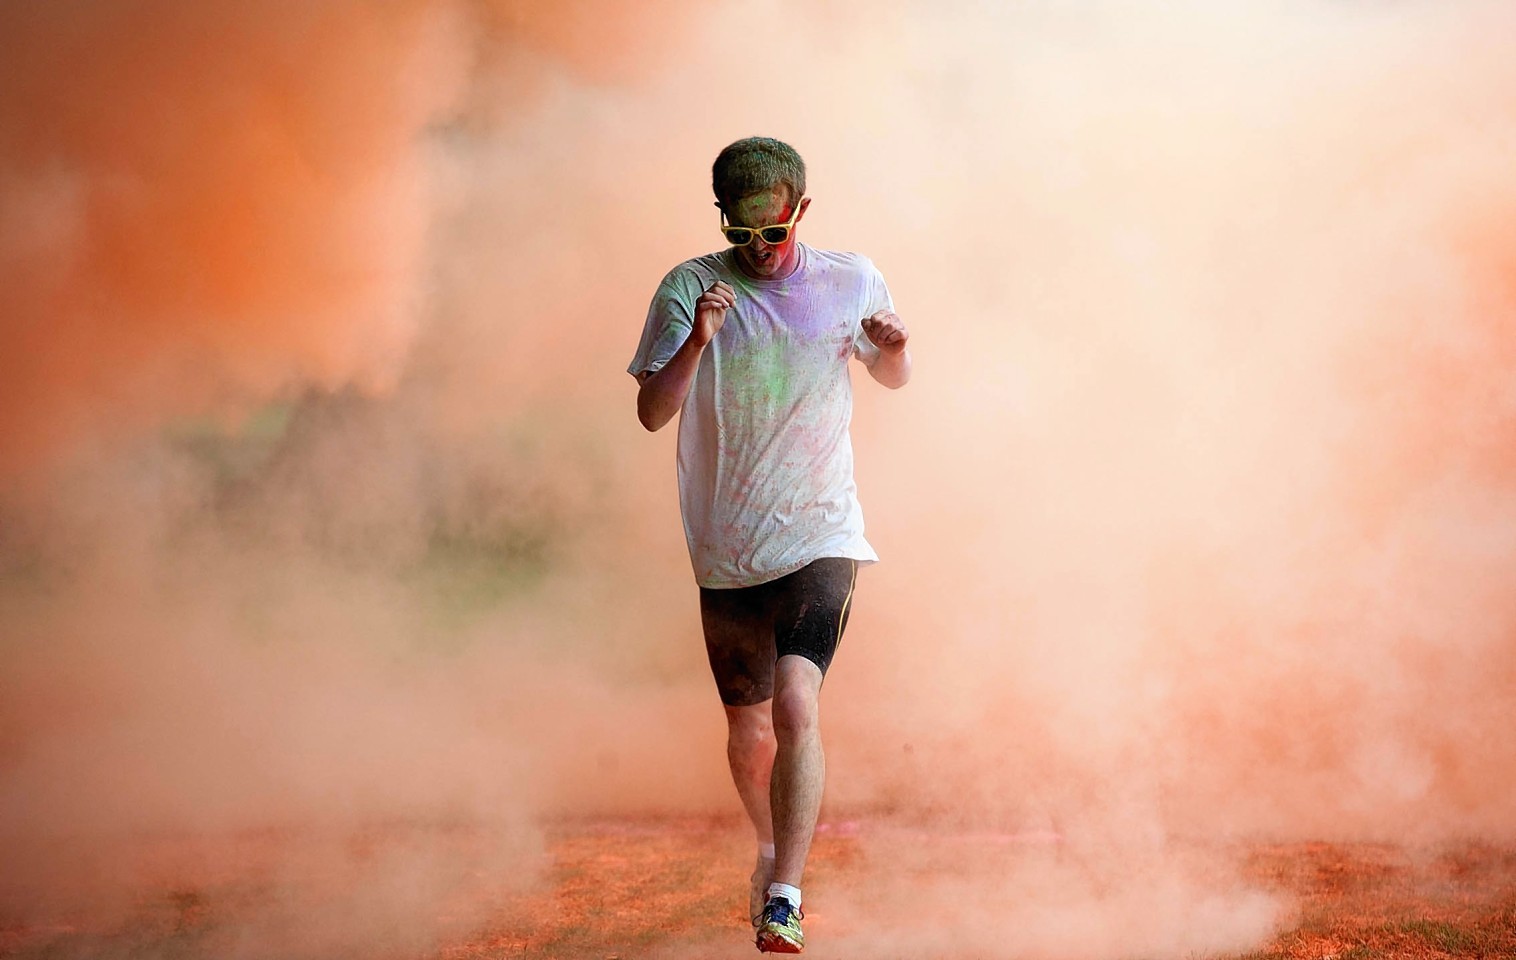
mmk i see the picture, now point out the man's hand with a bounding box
[862,310,909,354]
[861,310,912,389]
[694,281,736,346]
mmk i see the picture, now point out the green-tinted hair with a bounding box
[711,137,806,212]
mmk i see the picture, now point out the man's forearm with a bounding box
[637,335,708,431]
[868,349,912,389]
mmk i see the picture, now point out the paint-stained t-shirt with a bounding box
[628,243,891,589]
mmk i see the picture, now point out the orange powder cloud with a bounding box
[0,2,464,476]
[3,2,1516,959]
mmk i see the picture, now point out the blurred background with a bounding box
[2,1,1514,957]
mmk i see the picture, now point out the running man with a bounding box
[629,137,911,953]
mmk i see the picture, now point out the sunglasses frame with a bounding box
[718,197,806,247]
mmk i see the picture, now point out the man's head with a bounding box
[712,137,810,280]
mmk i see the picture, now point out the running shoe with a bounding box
[754,895,804,953]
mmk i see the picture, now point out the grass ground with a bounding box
[3,819,1514,959]
[1231,841,1516,960]
[456,822,1516,960]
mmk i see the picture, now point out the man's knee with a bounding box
[726,703,775,754]
[771,683,819,740]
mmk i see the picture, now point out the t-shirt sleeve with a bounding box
[628,268,700,381]
[852,258,895,366]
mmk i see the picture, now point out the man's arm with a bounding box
[637,334,707,431]
[636,280,736,431]
[861,310,912,389]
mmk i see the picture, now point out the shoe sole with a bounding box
[755,930,803,953]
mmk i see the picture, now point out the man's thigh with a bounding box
[770,558,857,677]
[698,558,859,707]
[700,582,778,707]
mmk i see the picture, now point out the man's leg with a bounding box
[725,702,776,848]
[725,701,777,920]
[769,654,825,887]
[755,558,856,953]
[700,583,780,920]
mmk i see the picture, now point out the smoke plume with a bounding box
[2,1,1514,958]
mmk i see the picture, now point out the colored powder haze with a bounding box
[2,1,1515,958]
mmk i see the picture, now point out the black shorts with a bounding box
[699,557,859,707]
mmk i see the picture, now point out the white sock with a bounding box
[758,843,776,860]
[767,882,802,907]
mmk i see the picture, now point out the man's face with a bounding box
[727,187,809,281]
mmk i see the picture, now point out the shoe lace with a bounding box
[756,897,803,927]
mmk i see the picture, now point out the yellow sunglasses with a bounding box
[718,199,805,247]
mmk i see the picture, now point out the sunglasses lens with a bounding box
[725,228,753,245]
[759,227,789,244]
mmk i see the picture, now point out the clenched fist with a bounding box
[693,281,736,346]
[862,310,909,354]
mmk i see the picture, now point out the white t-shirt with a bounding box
[629,243,892,589]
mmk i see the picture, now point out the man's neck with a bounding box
[735,244,804,282]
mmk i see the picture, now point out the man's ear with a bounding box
[796,196,812,221]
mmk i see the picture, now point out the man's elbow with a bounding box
[635,377,657,431]
[637,399,659,432]
[636,392,670,431]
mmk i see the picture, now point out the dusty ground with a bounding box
[1234,840,1516,960]
[449,821,1516,960]
[4,819,1513,959]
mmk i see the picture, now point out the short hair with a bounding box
[711,137,807,212]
